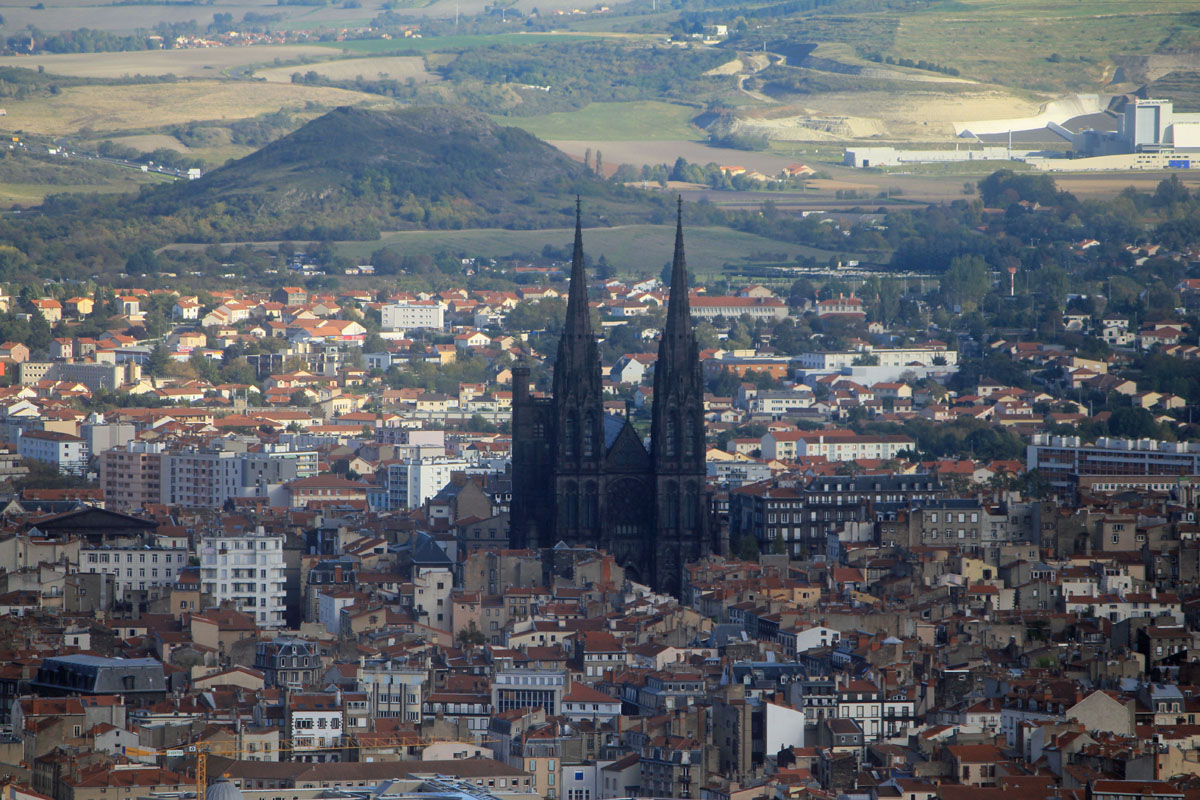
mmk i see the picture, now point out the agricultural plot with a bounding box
[0,45,335,78]
[502,101,701,142]
[0,1,383,34]
[0,81,394,136]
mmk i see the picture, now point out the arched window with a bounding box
[564,482,579,528]
[564,412,578,458]
[664,481,679,528]
[684,412,698,458]
[665,415,678,458]
[684,481,698,529]
[583,412,596,458]
[583,482,598,528]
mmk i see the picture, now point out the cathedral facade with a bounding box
[510,201,715,596]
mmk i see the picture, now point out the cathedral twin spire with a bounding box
[554,198,601,405]
[660,196,696,373]
[556,196,698,425]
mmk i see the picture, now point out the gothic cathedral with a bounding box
[511,199,714,596]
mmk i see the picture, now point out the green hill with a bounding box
[137,105,657,241]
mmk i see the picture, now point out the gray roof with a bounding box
[412,534,452,567]
[34,654,166,694]
[603,414,625,451]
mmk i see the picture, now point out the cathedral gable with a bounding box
[605,418,650,471]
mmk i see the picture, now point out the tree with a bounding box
[27,311,51,351]
[455,622,486,648]
[289,389,311,407]
[188,352,219,383]
[735,534,759,561]
[125,246,161,275]
[595,254,614,281]
[594,150,602,175]
[942,255,989,311]
[146,343,169,377]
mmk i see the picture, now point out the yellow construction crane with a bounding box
[150,734,497,799]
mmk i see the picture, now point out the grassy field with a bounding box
[500,101,701,142]
[0,172,173,205]
[0,81,394,137]
[0,1,381,35]
[319,32,629,54]
[338,224,854,277]
[0,45,336,78]
[255,56,436,83]
[889,0,1200,93]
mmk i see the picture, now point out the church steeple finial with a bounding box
[573,195,583,265]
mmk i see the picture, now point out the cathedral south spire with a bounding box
[563,196,591,342]
[649,196,711,595]
[665,195,692,335]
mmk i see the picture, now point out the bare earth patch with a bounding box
[106,134,191,153]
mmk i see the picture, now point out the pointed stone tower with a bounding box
[650,197,711,595]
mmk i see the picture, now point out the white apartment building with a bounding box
[162,449,242,507]
[18,430,88,475]
[384,457,468,510]
[160,447,318,507]
[80,545,189,601]
[762,431,913,462]
[799,346,957,370]
[199,531,287,627]
[382,301,445,331]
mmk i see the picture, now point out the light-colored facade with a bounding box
[80,545,188,601]
[162,448,243,507]
[18,430,87,475]
[384,457,468,510]
[688,295,788,321]
[1027,433,1200,494]
[159,446,318,507]
[382,301,445,331]
[799,346,957,371]
[359,658,427,722]
[99,443,164,511]
[199,531,287,627]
